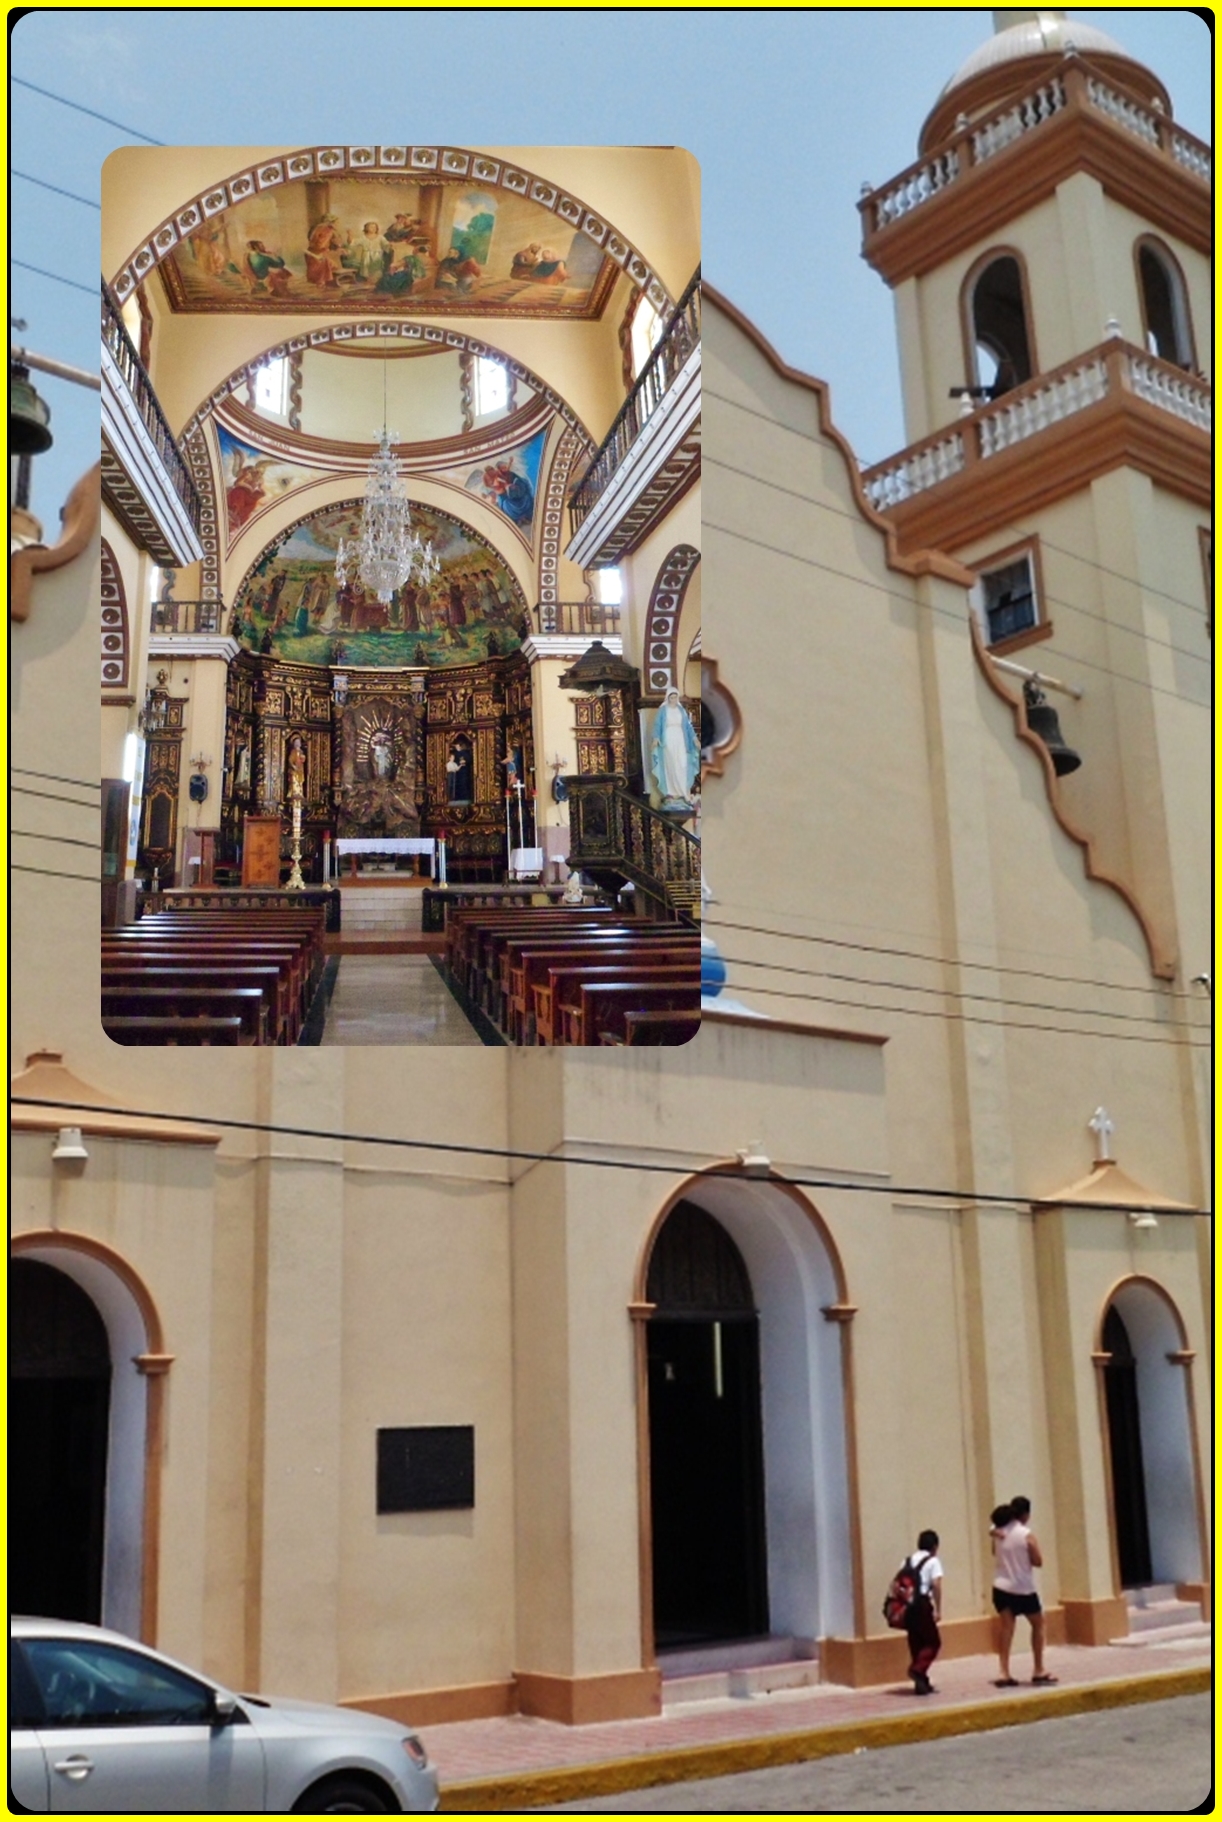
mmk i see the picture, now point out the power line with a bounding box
[9,1095,1205,1217]
[12,169,100,210]
[705,385,1212,622]
[12,768,101,791]
[707,913,1200,1004]
[11,865,98,884]
[719,951,1196,1030]
[710,978,1208,1048]
[705,517,1208,711]
[13,785,101,809]
[12,830,100,850]
[11,75,166,145]
[12,260,100,298]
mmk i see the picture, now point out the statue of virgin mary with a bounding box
[650,687,700,811]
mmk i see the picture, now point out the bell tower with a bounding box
[856,10,1211,988]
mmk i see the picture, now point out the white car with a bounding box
[10,1618,440,1812]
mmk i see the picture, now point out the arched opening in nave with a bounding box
[641,1178,855,1654]
[1099,1279,1203,1592]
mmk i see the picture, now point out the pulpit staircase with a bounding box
[564,774,699,923]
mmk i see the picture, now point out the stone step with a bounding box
[1123,1599,1204,1634]
[663,1658,822,1708]
[1111,1618,1211,1647]
[658,1635,810,1679]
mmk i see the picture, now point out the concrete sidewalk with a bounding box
[424,1632,1210,1811]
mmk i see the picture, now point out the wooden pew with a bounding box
[101,965,290,1045]
[498,927,687,1037]
[101,985,268,1045]
[102,1016,244,1046]
[103,944,310,1038]
[527,947,698,1046]
[606,1009,702,1046]
[559,979,701,1047]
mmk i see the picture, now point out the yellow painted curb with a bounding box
[438,1666,1210,1811]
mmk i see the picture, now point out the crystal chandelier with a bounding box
[335,426,439,605]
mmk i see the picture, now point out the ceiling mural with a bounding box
[218,424,317,547]
[462,427,547,540]
[231,499,529,670]
[158,175,619,319]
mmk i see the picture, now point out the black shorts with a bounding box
[993,1587,1042,1616]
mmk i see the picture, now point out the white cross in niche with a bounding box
[1088,1106,1116,1163]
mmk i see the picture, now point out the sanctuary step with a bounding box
[337,882,425,935]
[658,1636,820,1707]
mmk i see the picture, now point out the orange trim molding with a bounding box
[11,465,101,623]
[972,621,1177,980]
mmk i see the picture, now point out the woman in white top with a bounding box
[991,1496,1056,1685]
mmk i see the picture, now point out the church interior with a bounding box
[10,10,1213,1757]
[97,143,702,1046]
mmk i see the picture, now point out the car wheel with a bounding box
[292,1775,397,1814]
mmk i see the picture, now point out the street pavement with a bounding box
[537,1692,1213,1811]
[425,1631,1209,1812]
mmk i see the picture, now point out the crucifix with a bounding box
[1088,1106,1115,1164]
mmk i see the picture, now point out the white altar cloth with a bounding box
[336,838,436,856]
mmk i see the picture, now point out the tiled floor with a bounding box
[412,1632,1211,1787]
[319,955,483,1046]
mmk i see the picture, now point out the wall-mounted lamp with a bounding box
[52,1126,89,1163]
[736,1143,771,1178]
[1128,1209,1159,1232]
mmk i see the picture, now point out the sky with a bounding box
[10,5,1213,528]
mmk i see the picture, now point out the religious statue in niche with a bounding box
[446,737,474,805]
[650,688,700,813]
[337,698,421,836]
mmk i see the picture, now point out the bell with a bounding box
[10,363,53,456]
[1023,679,1081,776]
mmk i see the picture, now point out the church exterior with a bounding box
[12,13,1210,1727]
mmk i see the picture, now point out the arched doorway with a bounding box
[10,1260,112,1622]
[646,1202,768,1646]
[1100,1280,1202,1591]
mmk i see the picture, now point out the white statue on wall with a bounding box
[650,687,700,810]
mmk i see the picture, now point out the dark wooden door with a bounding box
[1103,1306,1153,1588]
[10,1261,112,1623]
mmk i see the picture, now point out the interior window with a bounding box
[969,256,1033,397]
[473,356,508,418]
[630,298,663,380]
[254,356,289,418]
[23,1638,215,1728]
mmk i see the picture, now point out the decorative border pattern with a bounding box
[100,538,130,691]
[539,426,584,610]
[110,146,673,320]
[642,544,700,697]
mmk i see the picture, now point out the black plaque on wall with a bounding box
[376,1426,475,1513]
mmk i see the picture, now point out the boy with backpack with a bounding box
[884,1529,944,1694]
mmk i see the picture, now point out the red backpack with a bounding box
[882,1551,929,1629]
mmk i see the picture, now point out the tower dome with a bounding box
[920,10,1171,152]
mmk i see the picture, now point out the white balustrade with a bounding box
[1085,77,1159,145]
[873,149,961,228]
[1169,130,1211,181]
[973,79,1065,163]
[1128,357,1212,432]
[978,359,1108,457]
[864,433,964,508]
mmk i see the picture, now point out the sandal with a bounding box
[1031,1673,1058,1684]
[992,1677,1019,1687]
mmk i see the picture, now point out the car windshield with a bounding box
[23,1638,214,1728]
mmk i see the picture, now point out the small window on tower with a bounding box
[473,357,508,418]
[965,253,1035,397]
[1136,239,1195,370]
[971,542,1048,652]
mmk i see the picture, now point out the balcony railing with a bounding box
[101,282,201,533]
[861,59,1211,246]
[569,268,701,531]
[861,340,1211,512]
[150,598,224,636]
[532,600,622,638]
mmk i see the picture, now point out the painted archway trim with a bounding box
[100,537,130,694]
[1092,1272,1192,1356]
[642,545,700,700]
[110,145,675,320]
[973,618,1179,982]
[11,1230,170,1643]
